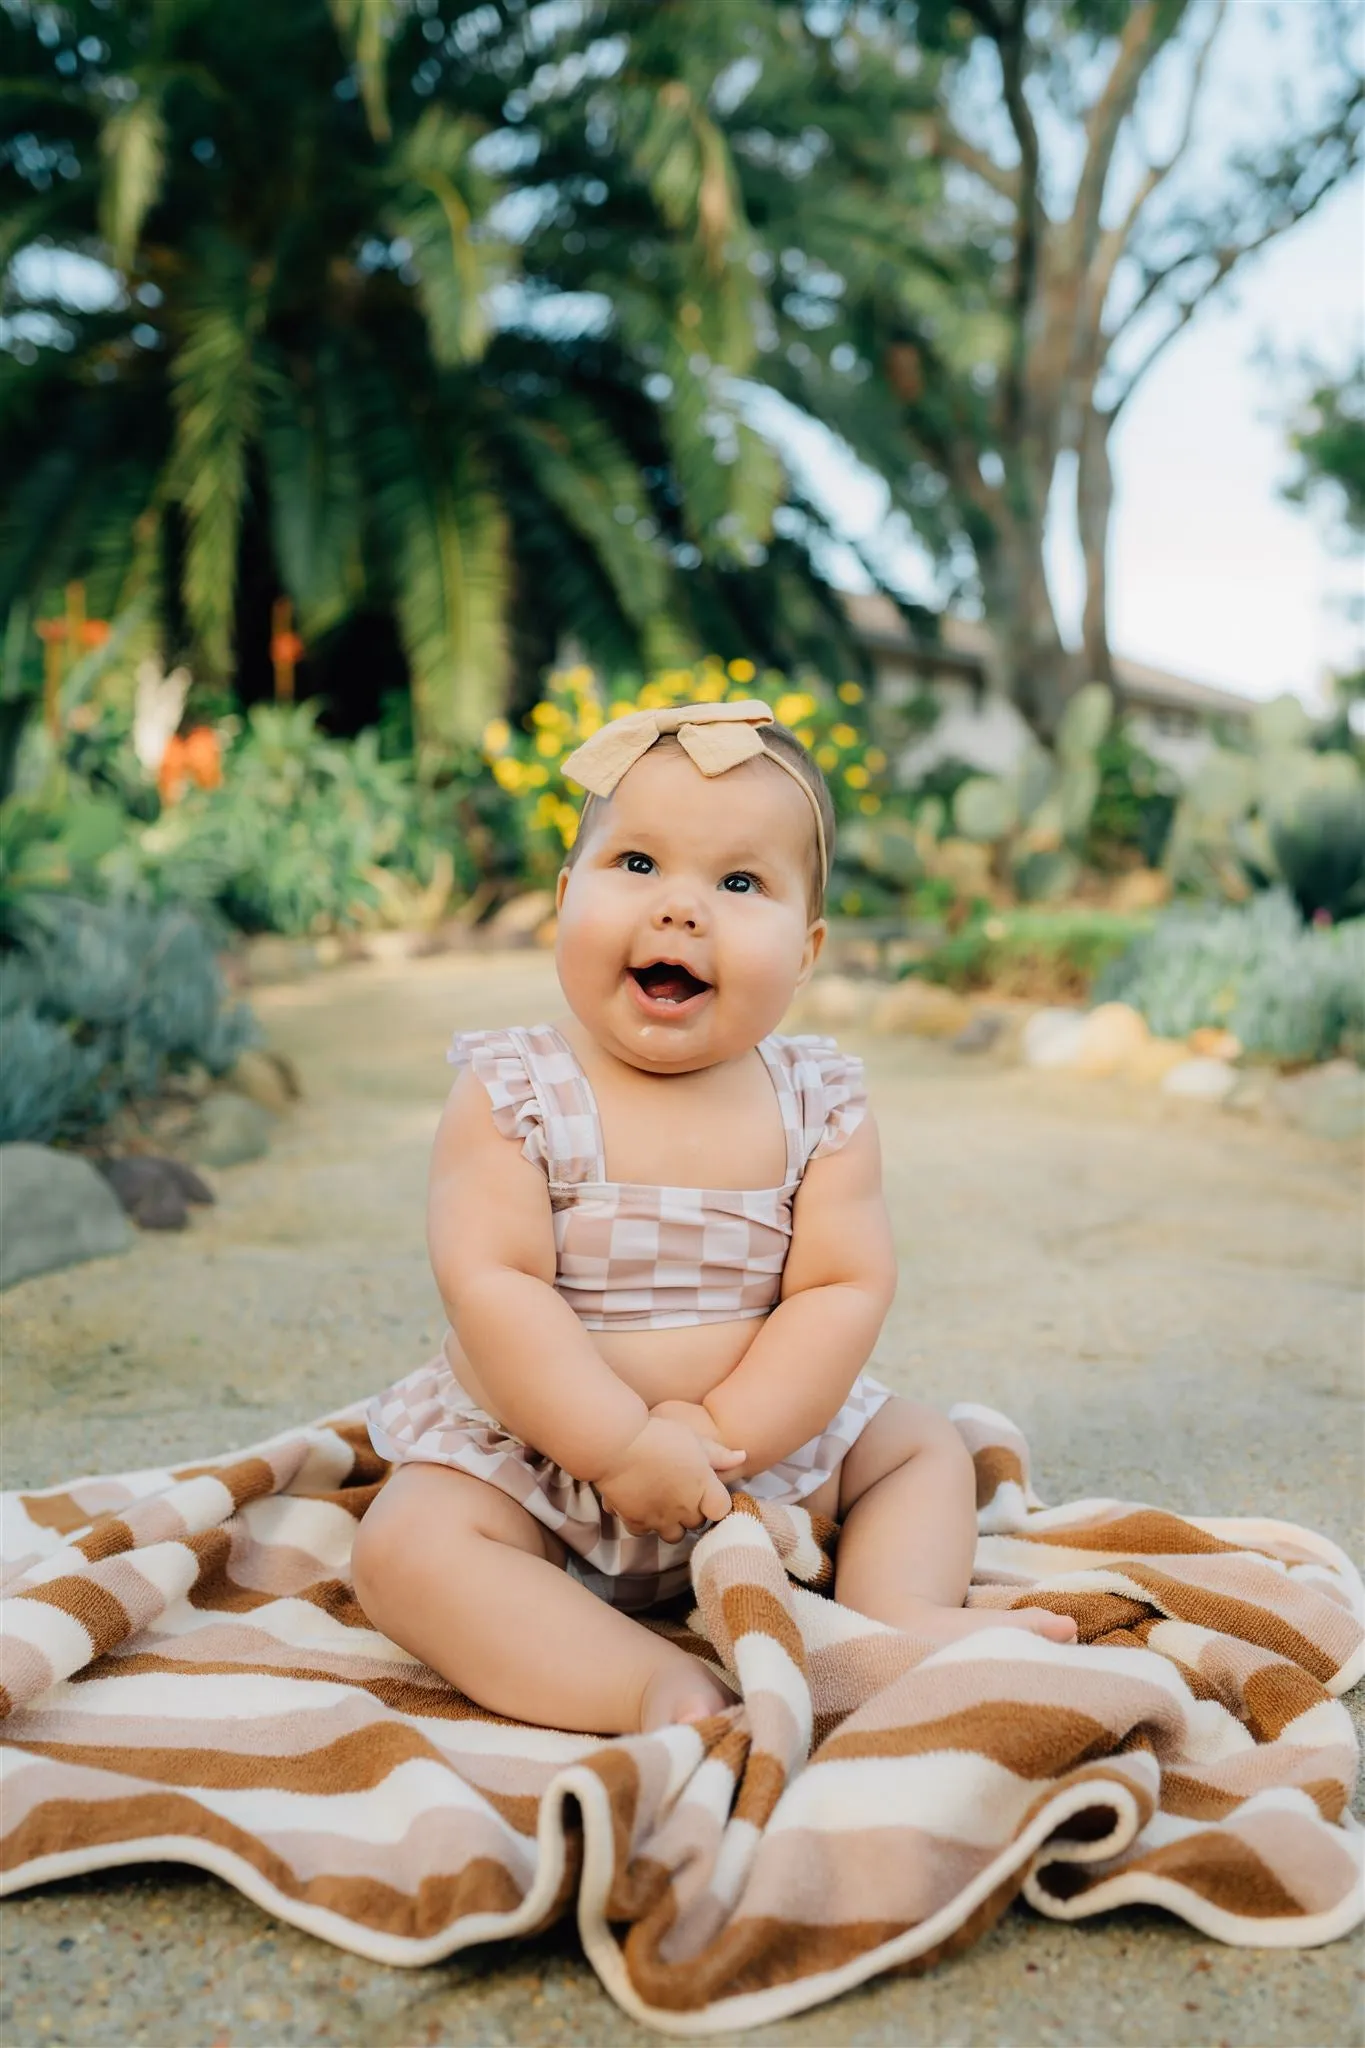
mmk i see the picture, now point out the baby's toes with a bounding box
[1010,1605,1079,1642]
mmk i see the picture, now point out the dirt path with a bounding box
[3,951,1362,2047]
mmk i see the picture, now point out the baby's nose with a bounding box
[654,893,705,933]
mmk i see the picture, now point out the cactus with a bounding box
[951,683,1113,901]
[1164,693,1365,915]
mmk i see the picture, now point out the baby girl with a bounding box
[353,699,1075,1734]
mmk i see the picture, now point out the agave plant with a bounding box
[1,0,880,757]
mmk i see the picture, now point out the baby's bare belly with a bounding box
[443,1315,761,1419]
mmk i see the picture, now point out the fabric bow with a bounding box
[561,698,828,884]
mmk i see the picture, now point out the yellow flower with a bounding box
[816,744,839,771]
[535,792,559,824]
[857,793,881,814]
[837,681,864,704]
[795,726,816,748]
[531,702,559,728]
[831,723,858,749]
[526,763,550,787]
[727,658,756,683]
[775,691,815,726]
[535,730,560,758]
[577,705,602,736]
[694,674,726,701]
[865,747,887,772]
[609,700,636,721]
[563,664,593,689]
[844,763,870,789]
[492,757,523,792]
[638,683,668,709]
[482,717,511,754]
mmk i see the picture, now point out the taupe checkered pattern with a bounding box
[445,1023,866,1330]
[368,1354,893,1610]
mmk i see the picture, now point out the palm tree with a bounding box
[1,0,875,758]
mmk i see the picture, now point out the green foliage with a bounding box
[913,907,1147,999]
[1165,694,1365,914]
[1282,355,1365,542]
[950,684,1113,899]
[0,896,258,1144]
[1086,726,1179,870]
[1270,783,1365,924]
[139,703,458,935]
[1094,893,1365,1065]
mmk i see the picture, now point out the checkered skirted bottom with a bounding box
[366,1355,894,1611]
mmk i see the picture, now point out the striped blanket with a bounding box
[1,1404,1361,2036]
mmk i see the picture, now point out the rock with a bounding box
[225,1047,297,1115]
[488,890,557,943]
[1223,1067,1278,1118]
[1161,1057,1238,1103]
[869,979,973,1038]
[314,935,345,968]
[1122,1037,1193,1086]
[1073,1002,1150,1076]
[789,974,874,1029]
[1188,1026,1242,1061]
[1269,1060,1365,1143]
[1106,868,1171,913]
[100,1156,215,1231]
[181,1093,276,1167]
[0,1144,133,1290]
[952,1012,1005,1054]
[1021,1008,1087,1069]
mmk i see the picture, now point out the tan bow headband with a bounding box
[560,699,828,885]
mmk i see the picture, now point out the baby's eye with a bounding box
[720,872,760,894]
[622,852,655,876]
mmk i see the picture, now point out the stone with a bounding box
[1106,867,1171,913]
[181,1093,275,1167]
[952,1012,1005,1054]
[788,974,874,1029]
[1161,1057,1238,1102]
[1121,1037,1193,1086]
[488,890,557,943]
[1021,1008,1087,1069]
[99,1156,215,1231]
[868,979,973,1038]
[225,1047,297,1116]
[1188,1026,1242,1061]
[1073,1002,1150,1076]
[1223,1067,1278,1118]
[0,1144,133,1290]
[1269,1060,1365,1143]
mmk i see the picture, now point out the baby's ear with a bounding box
[555,867,571,911]
[797,917,827,986]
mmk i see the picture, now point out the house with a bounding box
[843,593,1255,783]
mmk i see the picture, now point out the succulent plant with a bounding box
[1164,694,1365,916]
[950,683,1113,900]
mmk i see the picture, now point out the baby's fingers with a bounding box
[698,1472,734,1523]
[704,1438,746,1471]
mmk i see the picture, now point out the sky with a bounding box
[792,1,1365,711]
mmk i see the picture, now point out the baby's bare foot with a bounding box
[639,1659,738,1731]
[880,1600,1078,1645]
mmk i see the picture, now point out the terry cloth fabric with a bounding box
[438,1024,867,1329]
[1,1405,1362,2037]
[368,1356,892,1610]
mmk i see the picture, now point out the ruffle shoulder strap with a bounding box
[777,1032,868,1167]
[448,1027,547,1172]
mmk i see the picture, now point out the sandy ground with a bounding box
[2,949,1362,2048]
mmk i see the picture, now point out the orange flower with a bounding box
[182,725,222,790]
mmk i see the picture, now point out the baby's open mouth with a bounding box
[629,960,713,1005]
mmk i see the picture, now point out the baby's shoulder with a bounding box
[766,1032,868,1165]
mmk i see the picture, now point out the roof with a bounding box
[841,592,1255,721]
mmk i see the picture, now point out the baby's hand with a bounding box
[597,1418,742,1543]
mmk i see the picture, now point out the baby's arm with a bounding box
[701,1112,897,1476]
[430,1070,739,1525]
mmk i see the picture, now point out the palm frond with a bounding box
[328,0,397,144]
[99,95,166,269]
[167,254,263,678]
[387,109,504,368]
[258,346,366,638]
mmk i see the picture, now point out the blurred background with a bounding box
[2,0,1363,1165]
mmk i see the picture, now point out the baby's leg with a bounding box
[351,1463,734,1734]
[810,1399,1077,1644]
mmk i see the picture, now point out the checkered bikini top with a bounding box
[450,1023,867,1330]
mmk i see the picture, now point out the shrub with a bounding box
[1093,892,1365,1064]
[1270,783,1365,923]
[912,907,1150,1000]
[0,897,259,1144]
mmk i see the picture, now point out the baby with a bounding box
[353,699,1075,1734]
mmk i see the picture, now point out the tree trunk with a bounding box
[981,489,1077,745]
[1077,402,1117,698]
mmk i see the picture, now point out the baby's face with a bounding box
[554,744,825,1072]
